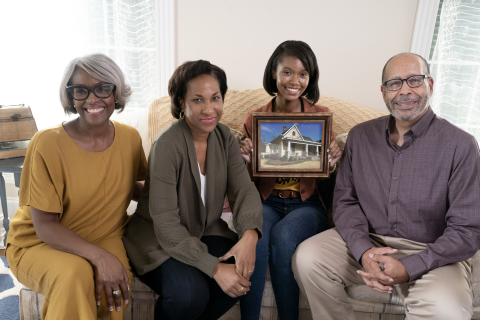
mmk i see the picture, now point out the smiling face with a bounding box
[273,55,309,102]
[69,67,116,126]
[180,74,223,137]
[381,54,434,122]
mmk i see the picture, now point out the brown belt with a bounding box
[271,189,300,199]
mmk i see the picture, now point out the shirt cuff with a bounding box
[194,251,221,278]
[400,253,428,281]
[349,237,375,263]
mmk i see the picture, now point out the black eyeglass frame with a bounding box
[383,75,429,91]
[66,83,116,101]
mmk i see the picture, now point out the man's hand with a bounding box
[357,247,398,293]
[370,253,410,286]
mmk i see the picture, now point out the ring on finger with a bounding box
[248,270,253,273]
[238,286,244,293]
[112,289,121,297]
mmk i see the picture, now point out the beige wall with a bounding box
[176,0,419,112]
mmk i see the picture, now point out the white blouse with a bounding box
[198,162,206,206]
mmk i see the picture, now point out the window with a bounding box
[429,0,480,140]
[0,0,174,129]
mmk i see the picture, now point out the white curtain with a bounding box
[0,0,167,129]
[430,0,480,140]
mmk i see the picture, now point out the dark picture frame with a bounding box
[251,112,333,178]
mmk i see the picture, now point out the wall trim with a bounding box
[410,0,440,60]
[156,0,175,98]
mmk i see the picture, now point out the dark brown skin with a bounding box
[31,207,130,310]
[32,67,143,312]
[240,55,341,169]
[179,74,258,297]
[357,53,435,292]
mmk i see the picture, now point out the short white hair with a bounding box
[59,53,132,114]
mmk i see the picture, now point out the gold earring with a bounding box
[180,111,185,119]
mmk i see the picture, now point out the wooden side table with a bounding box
[0,156,24,246]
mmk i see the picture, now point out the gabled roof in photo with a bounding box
[269,124,316,144]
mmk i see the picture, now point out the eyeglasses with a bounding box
[66,83,116,101]
[383,75,429,91]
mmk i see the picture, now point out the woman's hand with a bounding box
[219,229,258,280]
[212,263,251,298]
[240,138,253,163]
[31,206,130,311]
[327,140,342,166]
[91,251,130,312]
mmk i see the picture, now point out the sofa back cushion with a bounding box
[146,88,387,157]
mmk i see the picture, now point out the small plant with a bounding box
[270,154,280,160]
[264,154,270,159]
[288,156,295,161]
[306,157,312,160]
[280,155,288,161]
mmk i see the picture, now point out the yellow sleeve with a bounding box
[19,132,63,215]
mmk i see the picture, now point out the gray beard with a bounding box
[388,95,430,122]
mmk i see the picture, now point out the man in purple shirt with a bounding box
[292,53,480,320]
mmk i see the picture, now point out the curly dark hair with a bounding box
[263,40,320,105]
[168,60,228,119]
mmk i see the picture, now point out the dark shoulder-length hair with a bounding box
[263,40,320,105]
[168,60,228,119]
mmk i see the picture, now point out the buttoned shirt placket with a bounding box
[385,129,414,237]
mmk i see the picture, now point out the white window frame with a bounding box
[410,0,441,59]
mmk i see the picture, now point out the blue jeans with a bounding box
[134,236,240,320]
[240,194,327,320]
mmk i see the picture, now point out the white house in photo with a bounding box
[262,125,321,158]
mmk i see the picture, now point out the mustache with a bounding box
[392,96,420,104]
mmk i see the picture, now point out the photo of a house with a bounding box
[259,122,323,170]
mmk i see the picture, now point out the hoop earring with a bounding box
[179,111,185,119]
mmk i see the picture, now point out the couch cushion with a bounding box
[146,89,388,158]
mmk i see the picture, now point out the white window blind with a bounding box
[429,0,480,140]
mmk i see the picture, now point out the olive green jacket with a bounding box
[123,119,263,277]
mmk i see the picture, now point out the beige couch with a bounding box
[19,89,480,320]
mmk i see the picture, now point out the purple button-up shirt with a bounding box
[333,107,480,280]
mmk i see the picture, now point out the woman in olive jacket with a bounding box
[123,60,263,320]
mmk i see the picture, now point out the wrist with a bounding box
[86,246,108,265]
[242,229,259,241]
[329,162,338,174]
[361,248,374,266]
[212,262,222,278]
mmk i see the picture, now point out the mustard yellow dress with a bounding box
[6,120,147,320]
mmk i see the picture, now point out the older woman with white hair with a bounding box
[5,53,147,320]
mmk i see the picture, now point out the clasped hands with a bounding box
[357,247,410,293]
[212,229,258,298]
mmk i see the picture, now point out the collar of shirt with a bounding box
[385,106,435,151]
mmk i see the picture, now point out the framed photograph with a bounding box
[251,112,333,178]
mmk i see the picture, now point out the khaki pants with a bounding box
[292,228,473,320]
[6,235,132,320]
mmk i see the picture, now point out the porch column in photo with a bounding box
[280,141,284,156]
[288,141,291,157]
[316,146,319,156]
